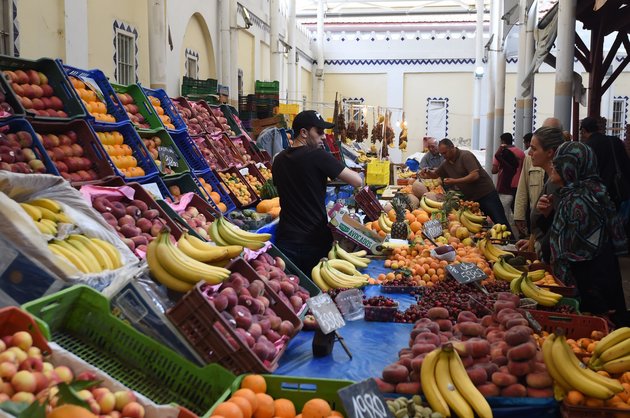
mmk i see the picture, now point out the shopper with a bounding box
[549,141,629,326]
[418,137,444,170]
[523,132,533,152]
[492,133,525,234]
[272,110,363,274]
[420,138,509,226]
[515,126,564,261]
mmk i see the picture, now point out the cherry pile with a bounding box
[326,288,350,299]
[383,276,418,287]
[363,296,397,307]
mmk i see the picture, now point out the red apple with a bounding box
[27,70,40,85]
[14,70,28,84]
[41,84,54,97]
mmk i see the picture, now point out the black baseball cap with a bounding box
[292,110,335,133]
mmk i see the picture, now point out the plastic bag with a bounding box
[430,247,457,262]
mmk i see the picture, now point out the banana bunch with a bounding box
[419,196,443,214]
[387,396,442,418]
[421,345,492,418]
[492,257,545,282]
[422,178,442,189]
[510,272,561,307]
[177,232,242,265]
[310,258,369,290]
[20,198,73,236]
[328,241,369,269]
[378,212,393,233]
[477,238,512,262]
[357,152,369,163]
[48,234,122,273]
[457,210,485,234]
[208,216,271,250]
[543,333,623,399]
[147,230,231,292]
[488,223,511,240]
[589,328,630,373]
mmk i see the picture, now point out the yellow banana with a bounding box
[492,260,520,281]
[435,350,474,418]
[598,338,630,364]
[520,275,561,307]
[177,233,230,262]
[600,354,630,374]
[185,233,243,259]
[461,210,486,224]
[48,242,90,273]
[592,327,630,361]
[510,274,524,294]
[311,261,330,291]
[420,349,450,417]
[448,347,492,418]
[328,246,337,260]
[38,206,60,222]
[68,234,113,271]
[35,221,55,235]
[27,198,62,213]
[91,238,122,269]
[155,231,230,284]
[20,203,42,221]
[146,236,194,292]
[350,249,367,257]
[378,214,392,233]
[423,196,444,209]
[219,217,271,242]
[55,212,74,224]
[541,334,571,393]
[420,197,439,214]
[216,218,266,250]
[62,239,101,273]
[209,220,229,246]
[327,258,362,276]
[382,214,393,227]
[321,261,367,288]
[333,242,369,268]
[459,214,482,234]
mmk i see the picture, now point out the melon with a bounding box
[411,180,428,198]
[407,194,420,209]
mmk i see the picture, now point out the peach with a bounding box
[12,391,35,404]
[88,399,101,415]
[53,365,73,384]
[11,370,37,393]
[0,350,16,363]
[0,362,17,379]
[121,401,144,418]
[27,346,41,359]
[0,339,6,352]
[0,393,9,403]
[19,357,43,372]
[97,391,116,414]
[33,371,49,393]
[77,371,98,381]
[42,362,54,373]
[0,381,15,396]
[77,389,94,401]
[113,390,136,410]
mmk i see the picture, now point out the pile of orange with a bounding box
[366,209,431,239]
[199,177,228,212]
[534,330,606,363]
[211,375,344,418]
[70,76,117,123]
[565,372,630,410]
[219,172,254,206]
[96,132,145,178]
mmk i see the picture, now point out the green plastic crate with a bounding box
[255,80,280,94]
[182,76,218,97]
[111,82,163,131]
[214,374,353,417]
[22,285,236,417]
[137,128,190,176]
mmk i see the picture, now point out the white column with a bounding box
[554,0,577,130]
[270,0,281,84]
[229,1,238,106]
[514,0,529,146]
[316,0,325,113]
[287,0,297,102]
[472,0,485,150]
[147,0,167,89]
[219,0,231,92]
[63,0,88,68]
[523,1,537,133]
[493,0,506,151]
[484,0,499,173]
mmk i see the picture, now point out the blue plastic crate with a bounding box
[0,117,59,176]
[193,169,236,214]
[61,63,130,126]
[90,121,159,183]
[141,86,187,133]
[170,130,210,172]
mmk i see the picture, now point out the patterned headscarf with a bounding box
[549,142,627,284]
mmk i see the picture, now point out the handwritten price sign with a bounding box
[446,262,487,285]
[338,379,393,418]
[306,293,345,335]
[422,219,443,239]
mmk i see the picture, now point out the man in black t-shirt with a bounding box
[272,110,363,275]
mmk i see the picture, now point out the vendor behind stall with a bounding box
[420,138,509,227]
[272,110,363,274]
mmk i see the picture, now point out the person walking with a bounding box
[418,137,444,170]
[492,133,525,234]
[272,110,363,274]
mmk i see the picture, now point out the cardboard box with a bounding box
[328,203,384,254]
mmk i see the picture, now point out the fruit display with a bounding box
[191,101,222,134]
[232,138,254,164]
[95,130,146,178]
[0,128,51,174]
[19,198,72,234]
[509,271,562,307]
[141,134,182,175]
[47,234,122,273]
[208,216,271,250]
[492,257,545,282]
[260,179,278,199]
[488,223,512,240]
[116,92,150,129]
[218,171,256,206]
[255,198,280,219]
[250,252,312,313]
[213,136,244,167]
[364,296,399,322]
[178,204,215,240]
[244,172,263,195]
[3,69,69,118]
[146,95,175,130]
[328,241,370,269]
[194,136,225,170]
[173,100,204,135]
[197,176,229,212]
[69,76,116,123]
[310,258,370,290]
[228,209,273,230]
[590,327,630,373]
[258,165,272,181]
[477,238,513,263]
[209,106,233,134]
[37,128,103,182]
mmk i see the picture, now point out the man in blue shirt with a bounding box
[419,137,444,170]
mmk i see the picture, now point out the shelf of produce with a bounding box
[0,117,59,176]
[209,133,246,168]
[62,63,130,126]
[110,82,163,131]
[30,119,116,185]
[0,68,26,120]
[170,130,211,172]
[191,100,225,134]
[194,168,237,214]
[195,100,231,134]
[142,86,187,133]
[0,56,86,121]
[172,96,206,136]
[240,163,266,197]
[161,171,209,204]
[137,128,190,177]
[22,285,236,417]
[157,193,219,241]
[213,167,260,209]
[192,134,229,170]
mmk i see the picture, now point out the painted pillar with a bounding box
[219,0,231,91]
[287,0,297,103]
[472,0,485,150]
[270,0,280,85]
[229,0,238,106]
[63,0,88,68]
[484,0,498,173]
[523,1,537,132]
[514,0,529,146]
[554,0,577,129]
[493,0,506,153]
[316,0,325,113]
[147,0,167,90]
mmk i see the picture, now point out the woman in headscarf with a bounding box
[549,141,629,326]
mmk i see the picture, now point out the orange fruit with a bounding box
[254,393,275,418]
[273,398,296,418]
[301,399,332,418]
[233,388,259,412]
[48,405,98,418]
[330,411,343,417]
[214,402,245,418]
[584,397,604,408]
[230,395,254,418]
[565,390,585,406]
[241,374,267,394]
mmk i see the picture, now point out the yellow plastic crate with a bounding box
[366,160,390,185]
[278,103,300,115]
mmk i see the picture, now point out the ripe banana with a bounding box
[519,275,561,307]
[27,198,62,213]
[420,349,450,417]
[146,235,194,292]
[458,214,482,234]
[61,238,101,273]
[493,260,547,282]
[155,230,230,284]
[509,274,524,294]
[482,239,511,262]
[35,220,56,235]
[382,213,393,227]
[599,354,630,374]
[590,327,630,363]
[350,249,367,257]
[209,220,229,246]
[378,213,392,233]
[332,241,369,268]
[68,234,114,271]
[420,197,440,214]
[447,347,492,418]
[423,196,444,209]
[219,217,271,242]
[214,217,268,250]
[177,232,230,263]
[541,334,571,393]
[91,238,122,269]
[435,349,474,418]
[20,203,42,221]
[319,260,367,289]
[460,210,485,224]
[48,242,90,273]
[597,337,630,364]
[327,258,362,275]
[185,232,243,259]
[311,260,330,291]
[328,246,337,260]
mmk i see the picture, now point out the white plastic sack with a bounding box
[0,172,138,294]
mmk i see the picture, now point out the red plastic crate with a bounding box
[166,257,303,374]
[0,307,51,355]
[354,187,384,221]
[561,401,630,418]
[526,310,608,340]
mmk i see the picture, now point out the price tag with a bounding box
[158,146,179,168]
[141,183,164,200]
[239,167,250,176]
[337,379,394,418]
[422,219,443,239]
[446,262,487,285]
[306,293,345,335]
